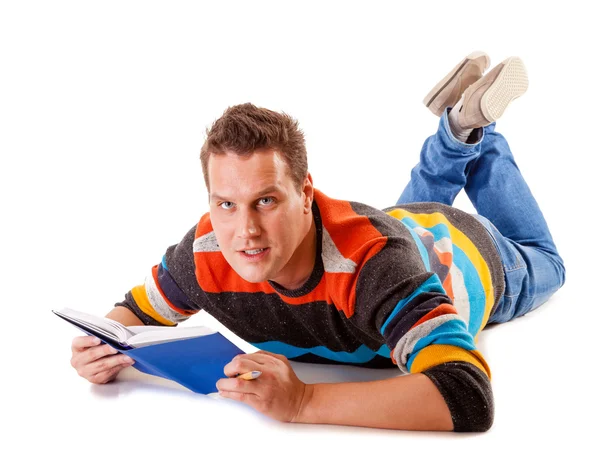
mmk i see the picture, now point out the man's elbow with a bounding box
[422,361,495,432]
[456,395,494,432]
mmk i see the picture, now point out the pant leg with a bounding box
[396,109,483,205]
[464,122,566,323]
[397,108,566,324]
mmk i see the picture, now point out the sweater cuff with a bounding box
[422,361,494,432]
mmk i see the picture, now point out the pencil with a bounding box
[234,370,262,380]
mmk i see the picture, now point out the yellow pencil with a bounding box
[234,370,262,380]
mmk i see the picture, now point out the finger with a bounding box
[223,357,262,377]
[79,354,134,379]
[236,352,285,367]
[72,343,120,369]
[216,376,261,394]
[218,390,261,409]
[72,335,102,352]
[89,363,131,384]
[254,350,288,363]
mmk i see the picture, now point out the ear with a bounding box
[302,173,314,214]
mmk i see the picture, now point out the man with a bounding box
[70,52,565,432]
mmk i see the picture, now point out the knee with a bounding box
[557,259,566,288]
[533,249,566,297]
[549,252,566,289]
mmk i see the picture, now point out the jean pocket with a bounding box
[472,214,527,297]
[492,238,526,297]
[503,264,527,298]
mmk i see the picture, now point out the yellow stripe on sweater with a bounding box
[410,344,491,379]
[386,209,495,332]
[131,284,176,326]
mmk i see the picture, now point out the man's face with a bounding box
[208,149,312,285]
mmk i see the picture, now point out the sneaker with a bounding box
[457,56,529,129]
[423,51,490,117]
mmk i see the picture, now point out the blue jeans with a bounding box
[397,108,566,324]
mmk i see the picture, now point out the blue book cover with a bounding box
[53,309,245,394]
[123,333,244,394]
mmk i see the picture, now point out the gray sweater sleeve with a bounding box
[115,225,206,325]
[351,233,495,432]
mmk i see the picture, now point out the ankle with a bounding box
[448,100,474,143]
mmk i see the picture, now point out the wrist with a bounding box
[293,383,317,424]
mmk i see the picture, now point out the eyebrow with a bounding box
[210,185,282,202]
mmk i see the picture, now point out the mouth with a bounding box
[238,247,270,261]
[240,248,267,255]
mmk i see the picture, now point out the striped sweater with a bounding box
[116,188,505,432]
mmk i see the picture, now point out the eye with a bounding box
[259,197,275,206]
[220,201,235,210]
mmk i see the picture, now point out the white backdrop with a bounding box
[1,1,597,448]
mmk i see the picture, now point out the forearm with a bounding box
[105,306,144,327]
[296,373,453,431]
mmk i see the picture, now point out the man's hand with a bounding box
[216,350,310,422]
[70,336,135,384]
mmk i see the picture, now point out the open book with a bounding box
[53,307,245,394]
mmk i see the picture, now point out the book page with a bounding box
[127,325,216,348]
[55,307,135,342]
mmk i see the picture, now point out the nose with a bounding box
[236,209,261,240]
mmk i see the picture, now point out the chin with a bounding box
[238,272,270,284]
[230,264,270,283]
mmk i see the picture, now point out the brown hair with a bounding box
[200,103,308,193]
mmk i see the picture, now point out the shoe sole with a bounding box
[423,51,490,110]
[481,57,529,122]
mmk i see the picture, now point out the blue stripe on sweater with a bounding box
[156,263,191,311]
[420,222,452,240]
[451,245,486,336]
[396,217,487,337]
[380,273,446,335]
[251,341,391,364]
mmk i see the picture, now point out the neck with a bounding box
[271,213,317,290]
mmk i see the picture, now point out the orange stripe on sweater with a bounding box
[313,190,388,318]
[193,189,389,317]
[442,272,454,301]
[410,303,457,330]
[433,247,453,267]
[314,190,385,258]
[432,247,454,300]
